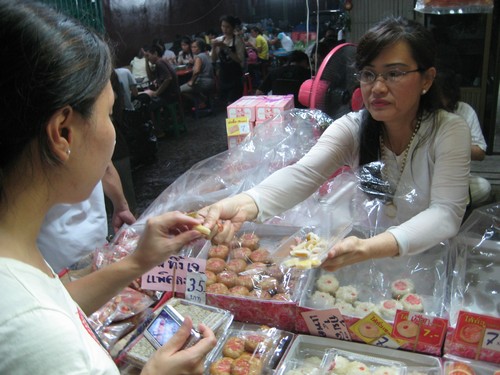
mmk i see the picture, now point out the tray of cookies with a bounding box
[276,335,441,375]
[206,323,294,375]
[202,223,310,330]
[322,349,407,375]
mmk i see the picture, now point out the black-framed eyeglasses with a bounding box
[354,68,422,84]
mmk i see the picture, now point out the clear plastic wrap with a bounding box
[276,335,441,375]
[130,109,335,226]
[414,0,494,14]
[206,322,294,375]
[322,348,407,375]
[449,203,500,325]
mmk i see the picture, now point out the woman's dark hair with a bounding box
[180,36,193,59]
[0,0,112,177]
[250,26,262,34]
[192,38,207,53]
[436,67,461,112]
[219,15,241,29]
[356,17,442,165]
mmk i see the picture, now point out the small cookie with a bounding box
[379,299,403,319]
[316,274,340,294]
[207,282,229,295]
[230,247,252,260]
[206,257,226,273]
[205,270,217,286]
[239,233,260,250]
[222,336,245,359]
[216,270,238,288]
[401,293,424,312]
[229,285,250,296]
[391,278,415,299]
[209,357,233,375]
[208,245,229,260]
[249,248,272,264]
[309,291,336,310]
[226,258,248,274]
[358,321,381,339]
[346,361,370,374]
[335,285,359,304]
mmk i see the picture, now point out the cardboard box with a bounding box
[227,96,261,122]
[255,95,294,122]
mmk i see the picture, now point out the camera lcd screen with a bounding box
[146,308,181,346]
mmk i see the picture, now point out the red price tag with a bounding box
[393,310,447,348]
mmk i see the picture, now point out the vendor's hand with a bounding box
[130,211,203,271]
[111,207,136,234]
[198,194,258,244]
[142,316,217,375]
[143,89,155,97]
[322,232,399,272]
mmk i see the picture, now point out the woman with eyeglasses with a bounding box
[197,17,471,271]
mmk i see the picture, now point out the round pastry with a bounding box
[353,301,379,317]
[207,282,229,295]
[335,285,359,304]
[217,270,238,288]
[328,355,350,375]
[205,270,218,286]
[396,320,419,338]
[346,361,370,374]
[358,321,381,339]
[332,301,355,316]
[391,278,416,299]
[373,366,401,375]
[230,355,263,375]
[226,258,248,274]
[244,334,267,353]
[235,274,255,290]
[209,357,234,375]
[265,264,284,280]
[230,247,252,261]
[316,274,340,294]
[309,291,336,310]
[240,233,260,250]
[256,276,278,291]
[222,336,245,359]
[249,248,272,264]
[379,299,403,319]
[208,245,229,260]
[206,257,227,273]
[229,285,250,296]
[248,289,272,300]
[401,293,424,312]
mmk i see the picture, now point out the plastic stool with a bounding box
[154,102,186,138]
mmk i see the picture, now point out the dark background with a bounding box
[103,0,343,67]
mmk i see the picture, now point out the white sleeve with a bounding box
[246,112,361,222]
[388,113,471,256]
[456,102,487,151]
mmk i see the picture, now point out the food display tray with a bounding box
[276,335,441,375]
[204,223,309,331]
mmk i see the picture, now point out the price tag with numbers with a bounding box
[482,327,500,352]
[301,308,351,341]
[185,272,206,305]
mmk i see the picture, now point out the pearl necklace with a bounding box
[378,116,422,216]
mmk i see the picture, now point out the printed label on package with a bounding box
[454,311,500,353]
[393,310,447,348]
[350,311,402,348]
[185,272,206,305]
[141,256,206,292]
[301,308,351,341]
[226,117,250,135]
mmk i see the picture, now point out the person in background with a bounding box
[255,50,311,108]
[114,67,138,111]
[143,44,180,136]
[211,14,246,104]
[162,42,177,66]
[180,38,215,110]
[277,31,294,52]
[0,1,216,374]
[130,47,149,89]
[177,36,194,66]
[247,26,270,86]
[438,68,491,206]
[199,17,471,272]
